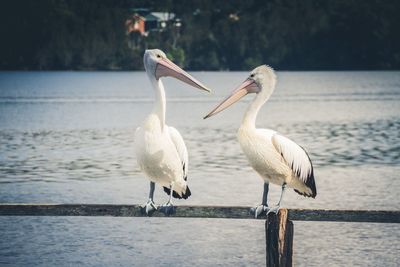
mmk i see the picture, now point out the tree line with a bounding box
[0,0,399,70]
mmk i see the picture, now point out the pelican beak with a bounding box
[204,79,259,119]
[155,58,211,93]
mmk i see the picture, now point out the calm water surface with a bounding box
[0,71,399,266]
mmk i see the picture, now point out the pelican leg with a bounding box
[250,182,269,218]
[267,183,287,214]
[141,182,157,216]
[159,183,176,216]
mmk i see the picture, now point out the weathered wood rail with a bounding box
[1,204,399,267]
[0,204,399,223]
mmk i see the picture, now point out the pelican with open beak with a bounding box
[134,49,210,216]
[204,65,316,218]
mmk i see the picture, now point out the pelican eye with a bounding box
[157,54,161,58]
[250,74,255,78]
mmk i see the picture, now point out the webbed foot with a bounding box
[140,199,157,216]
[266,205,281,215]
[250,205,269,218]
[159,201,176,216]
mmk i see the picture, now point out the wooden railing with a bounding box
[1,204,399,267]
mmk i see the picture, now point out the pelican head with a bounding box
[204,65,276,119]
[144,49,210,92]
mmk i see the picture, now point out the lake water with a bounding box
[0,71,399,266]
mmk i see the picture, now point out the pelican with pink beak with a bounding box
[204,65,316,218]
[135,49,211,215]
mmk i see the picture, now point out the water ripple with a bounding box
[0,118,398,183]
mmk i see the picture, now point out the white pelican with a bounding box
[204,65,316,217]
[135,49,210,215]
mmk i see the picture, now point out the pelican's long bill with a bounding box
[155,58,211,92]
[204,78,260,119]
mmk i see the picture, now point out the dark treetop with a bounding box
[1,0,399,71]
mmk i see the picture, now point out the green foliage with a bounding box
[0,0,399,70]
[167,48,185,67]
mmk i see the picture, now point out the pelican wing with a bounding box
[271,133,316,197]
[168,126,188,180]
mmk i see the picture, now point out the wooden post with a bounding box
[265,209,293,267]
